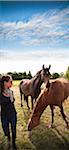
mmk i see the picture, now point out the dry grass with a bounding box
[0,80,69,150]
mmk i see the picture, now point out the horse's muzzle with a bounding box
[28,124,32,131]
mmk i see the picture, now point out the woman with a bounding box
[0,75,17,149]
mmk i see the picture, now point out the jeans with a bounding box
[1,114,17,140]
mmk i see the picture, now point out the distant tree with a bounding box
[12,72,18,80]
[23,72,27,79]
[65,66,69,80]
[27,71,32,79]
[0,71,32,80]
[18,72,23,76]
[7,72,13,77]
[52,72,60,79]
[17,72,23,80]
[60,72,64,77]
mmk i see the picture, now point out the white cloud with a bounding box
[0,7,69,75]
[0,8,69,46]
[0,49,69,75]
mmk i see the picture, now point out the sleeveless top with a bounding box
[0,94,17,120]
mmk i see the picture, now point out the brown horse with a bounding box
[19,65,51,110]
[28,78,69,130]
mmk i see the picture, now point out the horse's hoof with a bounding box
[47,124,54,129]
[21,104,23,107]
[28,107,30,110]
[48,124,52,128]
[66,123,69,129]
[51,124,55,128]
[47,124,52,128]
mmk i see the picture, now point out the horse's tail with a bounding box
[19,81,23,101]
[19,86,23,100]
[19,80,27,100]
[19,81,23,107]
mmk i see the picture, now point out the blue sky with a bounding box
[0,1,69,75]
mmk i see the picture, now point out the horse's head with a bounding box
[41,64,51,82]
[28,89,48,131]
[28,113,40,131]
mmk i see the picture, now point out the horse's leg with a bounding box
[26,96,30,110]
[20,91,23,107]
[60,105,69,127]
[35,98,36,102]
[31,96,34,110]
[24,94,26,101]
[50,105,54,128]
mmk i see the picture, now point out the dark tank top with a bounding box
[0,94,17,119]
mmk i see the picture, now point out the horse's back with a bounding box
[50,78,69,102]
[19,78,35,96]
[54,78,69,99]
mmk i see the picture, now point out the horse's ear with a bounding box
[42,64,45,70]
[49,65,51,70]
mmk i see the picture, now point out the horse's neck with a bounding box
[32,89,48,119]
[33,75,41,90]
[44,79,50,87]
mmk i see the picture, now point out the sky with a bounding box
[0,1,69,75]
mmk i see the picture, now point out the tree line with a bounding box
[0,66,69,80]
[0,71,32,80]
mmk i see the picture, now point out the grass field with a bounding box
[0,80,69,150]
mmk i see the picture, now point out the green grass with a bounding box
[0,81,69,150]
[13,80,20,87]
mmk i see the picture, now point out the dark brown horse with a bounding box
[19,65,51,110]
[28,78,69,130]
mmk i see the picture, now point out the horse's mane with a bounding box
[33,69,42,78]
[50,78,69,83]
[32,69,42,85]
[33,73,41,86]
[36,70,42,75]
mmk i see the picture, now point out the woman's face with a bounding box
[4,80,13,88]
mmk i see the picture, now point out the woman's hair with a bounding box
[0,75,12,94]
